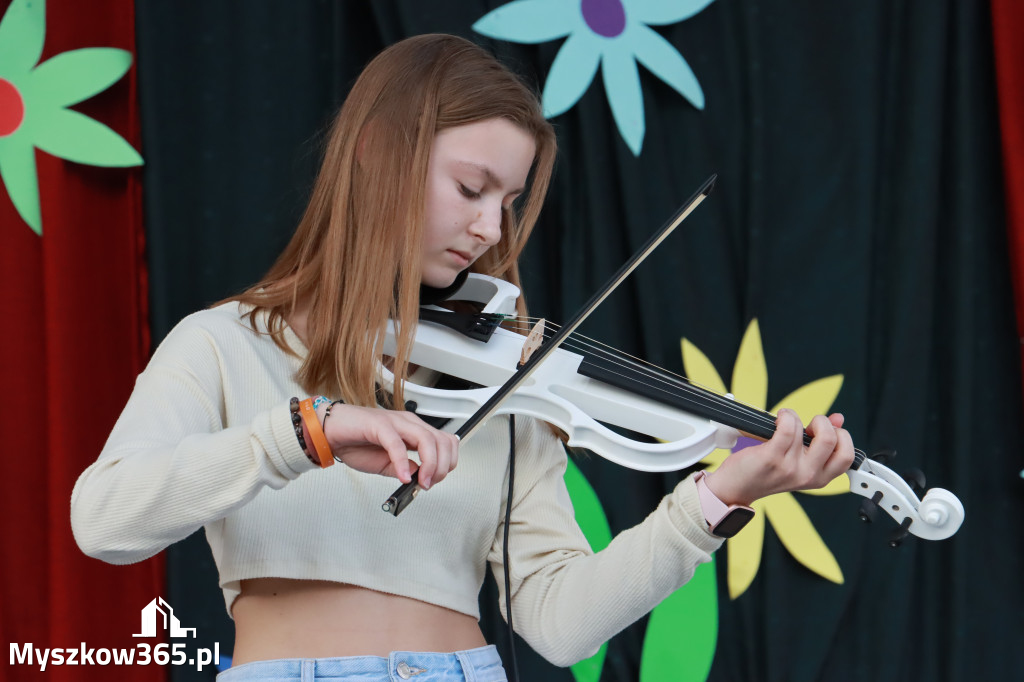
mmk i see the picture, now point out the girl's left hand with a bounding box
[703,410,855,507]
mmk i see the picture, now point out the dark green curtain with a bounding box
[134,1,1024,681]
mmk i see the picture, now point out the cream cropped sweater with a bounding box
[70,302,723,667]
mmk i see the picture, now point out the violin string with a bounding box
[502,316,764,423]
[500,316,754,411]
[498,315,869,461]
[561,349,777,435]
[506,317,698,385]
[502,317,689,385]
[498,316,780,435]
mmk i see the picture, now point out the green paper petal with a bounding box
[570,643,607,682]
[640,559,718,682]
[0,0,45,77]
[30,48,133,109]
[473,0,578,44]
[633,25,704,109]
[564,459,613,552]
[0,131,42,234]
[564,458,611,682]
[30,107,142,167]
[542,31,602,119]
[626,0,717,26]
[601,42,645,155]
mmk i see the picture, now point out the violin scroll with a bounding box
[916,488,964,533]
[847,457,964,542]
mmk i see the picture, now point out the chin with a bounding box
[421,271,458,289]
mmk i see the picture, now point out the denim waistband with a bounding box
[216,645,506,681]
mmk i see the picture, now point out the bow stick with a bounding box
[382,174,718,515]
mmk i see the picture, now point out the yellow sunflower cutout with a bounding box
[681,319,848,599]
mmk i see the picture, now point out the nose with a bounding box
[469,201,503,247]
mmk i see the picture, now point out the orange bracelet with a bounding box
[299,397,335,468]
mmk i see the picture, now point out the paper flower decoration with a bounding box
[682,319,849,599]
[474,0,715,155]
[0,0,142,235]
[564,458,717,682]
[563,460,612,682]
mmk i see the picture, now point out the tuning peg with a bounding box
[889,517,913,548]
[869,449,897,465]
[904,468,926,493]
[859,491,883,523]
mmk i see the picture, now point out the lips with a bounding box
[447,249,472,266]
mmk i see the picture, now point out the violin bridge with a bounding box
[519,318,546,367]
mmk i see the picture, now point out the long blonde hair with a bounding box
[232,34,557,408]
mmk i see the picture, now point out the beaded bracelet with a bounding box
[289,397,320,466]
[299,397,335,468]
[323,399,345,431]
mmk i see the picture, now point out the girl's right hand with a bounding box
[315,404,459,489]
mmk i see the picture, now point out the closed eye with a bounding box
[459,183,481,199]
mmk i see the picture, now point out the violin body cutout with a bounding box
[382,275,738,472]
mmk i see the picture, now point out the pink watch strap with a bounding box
[694,471,754,533]
[694,471,730,526]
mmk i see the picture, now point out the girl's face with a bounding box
[421,118,537,288]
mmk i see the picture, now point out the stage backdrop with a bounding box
[5,0,1022,681]
[130,1,1024,681]
[0,1,162,681]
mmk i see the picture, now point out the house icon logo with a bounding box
[133,597,197,638]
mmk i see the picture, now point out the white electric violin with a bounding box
[379,176,965,546]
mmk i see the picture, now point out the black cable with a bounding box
[503,414,519,682]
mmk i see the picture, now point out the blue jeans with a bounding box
[216,645,507,681]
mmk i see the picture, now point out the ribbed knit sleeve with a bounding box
[70,307,318,565]
[487,419,724,667]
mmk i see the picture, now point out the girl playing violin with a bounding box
[71,34,854,682]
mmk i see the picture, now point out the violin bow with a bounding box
[382,174,718,515]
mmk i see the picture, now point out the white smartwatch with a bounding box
[694,471,755,538]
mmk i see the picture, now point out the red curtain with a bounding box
[993,0,1024,391]
[0,1,164,680]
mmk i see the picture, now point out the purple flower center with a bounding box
[0,78,24,137]
[581,0,626,38]
[732,436,760,453]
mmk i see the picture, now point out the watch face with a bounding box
[713,507,756,538]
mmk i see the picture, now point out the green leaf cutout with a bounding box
[29,48,133,108]
[30,107,142,167]
[0,0,141,235]
[0,132,40,233]
[640,558,718,682]
[564,458,612,682]
[0,0,45,79]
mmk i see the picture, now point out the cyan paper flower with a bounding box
[0,0,142,235]
[474,0,715,155]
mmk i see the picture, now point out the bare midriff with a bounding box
[230,579,488,665]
